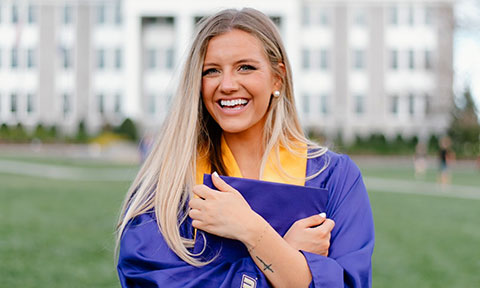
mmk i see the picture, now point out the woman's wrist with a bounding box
[240,213,269,251]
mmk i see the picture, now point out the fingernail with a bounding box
[319,212,326,218]
[212,171,219,178]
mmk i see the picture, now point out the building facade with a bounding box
[0,0,454,142]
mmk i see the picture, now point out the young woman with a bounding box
[116,8,374,288]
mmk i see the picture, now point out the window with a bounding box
[115,1,122,25]
[391,95,399,115]
[62,47,72,69]
[425,94,431,115]
[115,48,122,69]
[389,6,398,25]
[11,93,17,114]
[408,94,415,115]
[320,49,329,70]
[147,49,156,69]
[166,48,174,70]
[425,50,433,70]
[27,93,34,114]
[390,50,398,70]
[320,94,328,114]
[0,48,2,68]
[194,16,205,25]
[11,48,18,68]
[63,5,72,25]
[353,49,365,70]
[303,94,310,114]
[303,49,329,71]
[269,16,281,28]
[302,49,310,70]
[408,50,415,70]
[97,3,106,24]
[302,6,310,26]
[114,93,122,114]
[12,4,18,24]
[63,93,70,117]
[98,94,104,114]
[354,94,365,114]
[0,5,2,23]
[148,94,156,114]
[425,7,433,26]
[28,4,36,24]
[27,48,35,68]
[407,6,414,26]
[97,49,105,69]
[316,8,329,26]
[353,8,367,26]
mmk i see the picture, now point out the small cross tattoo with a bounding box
[255,256,274,273]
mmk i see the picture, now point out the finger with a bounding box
[296,213,327,228]
[192,184,211,199]
[320,219,335,233]
[191,219,203,229]
[211,171,234,192]
[188,198,204,210]
[189,208,202,220]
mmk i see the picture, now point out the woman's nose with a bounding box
[219,72,239,94]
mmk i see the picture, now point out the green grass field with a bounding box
[0,157,479,287]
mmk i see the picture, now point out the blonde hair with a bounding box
[116,8,327,267]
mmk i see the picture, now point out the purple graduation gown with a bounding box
[117,151,375,287]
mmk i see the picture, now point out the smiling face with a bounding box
[201,29,281,139]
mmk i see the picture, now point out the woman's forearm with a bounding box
[241,214,312,288]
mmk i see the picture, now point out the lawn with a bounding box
[0,174,129,288]
[0,158,479,287]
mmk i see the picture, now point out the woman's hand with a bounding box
[189,173,260,241]
[283,213,335,256]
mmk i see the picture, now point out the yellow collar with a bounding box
[196,137,307,186]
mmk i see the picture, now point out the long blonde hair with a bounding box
[116,8,327,267]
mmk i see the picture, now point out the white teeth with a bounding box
[220,99,248,107]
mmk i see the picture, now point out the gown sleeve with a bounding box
[302,154,375,288]
[117,212,271,288]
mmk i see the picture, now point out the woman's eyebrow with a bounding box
[235,58,261,65]
[203,58,261,67]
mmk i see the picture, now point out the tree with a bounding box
[447,88,480,157]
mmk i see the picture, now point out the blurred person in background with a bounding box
[414,141,428,179]
[115,8,374,288]
[438,136,455,185]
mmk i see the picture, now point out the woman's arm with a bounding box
[117,212,272,288]
[189,173,330,288]
[190,154,374,288]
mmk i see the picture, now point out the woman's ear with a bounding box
[274,62,286,90]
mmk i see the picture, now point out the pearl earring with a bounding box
[273,90,281,98]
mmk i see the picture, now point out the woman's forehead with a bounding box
[203,29,268,64]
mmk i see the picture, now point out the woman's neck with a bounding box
[223,129,265,180]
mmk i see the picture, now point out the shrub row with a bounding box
[0,118,138,143]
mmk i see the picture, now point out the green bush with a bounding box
[76,120,88,143]
[344,133,420,155]
[115,118,137,142]
[0,124,10,140]
[428,134,439,154]
[33,124,48,140]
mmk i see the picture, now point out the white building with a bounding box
[0,0,454,142]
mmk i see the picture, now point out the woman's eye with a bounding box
[239,65,256,72]
[202,68,219,76]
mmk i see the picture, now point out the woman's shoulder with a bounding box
[306,149,363,187]
[308,149,359,173]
